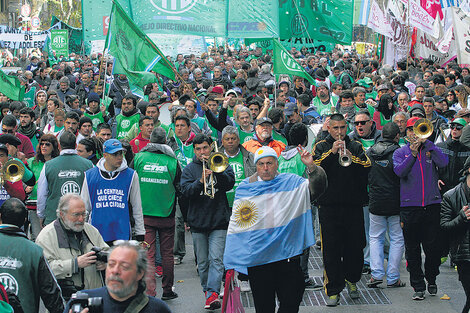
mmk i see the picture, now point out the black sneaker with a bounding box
[362,264,371,275]
[427,284,437,296]
[305,278,323,290]
[161,291,179,300]
[315,240,321,249]
[412,291,425,300]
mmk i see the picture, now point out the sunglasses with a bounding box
[40,142,52,147]
[354,120,370,126]
[2,129,14,134]
[450,124,464,130]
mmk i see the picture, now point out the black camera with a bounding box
[69,292,103,313]
[91,246,109,263]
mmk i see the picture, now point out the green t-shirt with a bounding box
[116,113,140,140]
[313,96,338,117]
[237,126,254,144]
[226,151,246,207]
[359,137,376,151]
[272,130,288,145]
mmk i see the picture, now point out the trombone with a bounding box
[0,159,25,185]
[203,142,229,199]
[405,118,434,144]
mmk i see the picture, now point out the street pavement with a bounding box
[163,232,466,313]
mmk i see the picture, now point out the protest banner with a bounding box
[0,26,48,49]
[451,7,470,67]
[279,0,354,45]
[51,29,69,58]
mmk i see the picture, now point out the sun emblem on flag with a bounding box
[234,200,258,229]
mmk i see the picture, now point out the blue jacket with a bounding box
[393,140,448,207]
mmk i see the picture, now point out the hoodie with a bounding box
[367,139,401,216]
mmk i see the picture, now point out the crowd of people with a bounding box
[0,44,470,313]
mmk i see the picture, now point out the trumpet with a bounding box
[338,135,352,167]
[0,159,25,185]
[203,142,229,199]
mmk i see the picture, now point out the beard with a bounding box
[62,218,84,232]
[106,275,138,299]
[259,130,271,140]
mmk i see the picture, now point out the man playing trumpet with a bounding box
[312,113,371,306]
[393,116,448,301]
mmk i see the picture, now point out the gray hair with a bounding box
[193,68,202,75]
[56,193,83,218]
[170,106,189,123]
[235,106,252,122]
[222,126,239,139]
[392,111,409,121]
[109,241,148,290]
[59,76,70,85]
[352,87,366,97]
[398,92,410,101]
[180,69,189,75]
[261,64,271,74]
[214,66,222,71]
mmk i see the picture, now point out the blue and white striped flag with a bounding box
[223,173,315,274]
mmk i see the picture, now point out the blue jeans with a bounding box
[363,206,370,265]
[192,229,227,294]
[369,213,404,284]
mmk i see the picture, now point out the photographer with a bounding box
[36,193,108,300]
[64,241,171,313]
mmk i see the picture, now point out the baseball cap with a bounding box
[103,139,125,154]
[377,84,389,92]
[451,117,467,127]
[284,102,297,117]
[253,146,278,164]
[406,116,420,128]
[255,117,273,127]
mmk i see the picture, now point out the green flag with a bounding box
[279,0,353,45]
[0,70,25,101]
[272,39,314,85]
[105,0,176,91]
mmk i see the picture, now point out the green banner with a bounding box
[246,37,335,53]
[50,16,90,55]
[272,39,314,85]
[279,0,353,45]
[106,0,176,91]
[82,0,278,41]
[0,70,25,101]
[51,29,69,58]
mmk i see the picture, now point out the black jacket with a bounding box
[367,139,401,216]
[437,137,470,194]
[312,134,371,206]
[180,156,235,232]
[441,182,470,263]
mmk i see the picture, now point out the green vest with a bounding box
[0,230,44,313]
[237,126,254,144]
[133,151,178,217]
[84,111,104,131]
[174,137,194,168]
[27,158,44,201]
[226,151,246,207]
[313,96,338,116]
[272,131,288,145]
[116,113,140,140]
[191,116,206,131]
[379,112,392,128]
[44,154,93,225]
[278,152,307,177]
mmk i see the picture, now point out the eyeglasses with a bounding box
[450,124,464,130]
[354,120,370,126]
[69,211,88,218]
[40,142,52,147]
[2,128,14,134]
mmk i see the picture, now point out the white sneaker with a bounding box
[219,289,224,298]
[239,280,251,292]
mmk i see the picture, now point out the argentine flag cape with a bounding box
[224,173,315,274]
